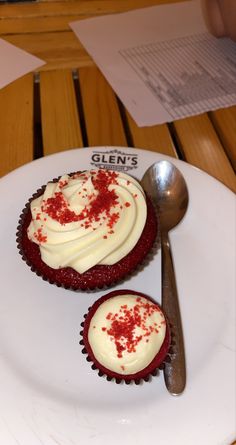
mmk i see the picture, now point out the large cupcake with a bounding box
[17,169,158,291]
[81,289,171,383]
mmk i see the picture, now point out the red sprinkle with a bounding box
[42,170,121,230]
[103,298,161,358]
[33,228,47,243]
[58,179,68,189]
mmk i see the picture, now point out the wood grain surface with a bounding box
[0,74,34,176]
[40,69,83,154]
[0,0,235,195]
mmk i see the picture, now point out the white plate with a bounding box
[0,147,235,445]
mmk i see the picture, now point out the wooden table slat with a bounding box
[0,15,82,35]
[40,69,83,155]
[125,110,177,157]
[210,107,236,171]
[0,74,34,177]
[0,0,184,35]
[3,32,93,72]
[0,0,182,21]
[173,114,236,193]
[78,66,127,147]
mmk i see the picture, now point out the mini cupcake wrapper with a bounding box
[80,293,173,385]
[80,325,173,385]
[16,178,159,292]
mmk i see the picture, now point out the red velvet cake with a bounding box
[81,289,171,383]
[16,169,158,291]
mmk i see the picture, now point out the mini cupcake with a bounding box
[81,290,171,383]
[17,169,157,291]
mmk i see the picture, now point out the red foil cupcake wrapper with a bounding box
[80,290,173,385]
[16,176,159,292]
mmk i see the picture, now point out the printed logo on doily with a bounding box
[90,149,138,172]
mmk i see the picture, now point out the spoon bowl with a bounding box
[141,160,189,232]
[141,160,188,395]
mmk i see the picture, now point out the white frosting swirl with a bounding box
[88,294,166,375]
[27,169,147,273]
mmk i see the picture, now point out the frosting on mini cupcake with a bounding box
[88,294,166,375]
[27,169,147,274]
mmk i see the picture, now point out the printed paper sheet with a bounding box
[70,1,236,126]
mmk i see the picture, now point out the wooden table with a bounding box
[0,0,235,194]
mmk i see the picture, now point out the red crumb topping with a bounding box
[103,298,164,358]
[41,170,124,231]
[42,192,80,225]
[58,179,68,189]
[33,228,47,243]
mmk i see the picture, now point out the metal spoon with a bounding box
[141,160,188,395]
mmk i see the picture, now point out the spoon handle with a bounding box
[161,233,186,395]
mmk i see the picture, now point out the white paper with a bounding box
[70,1,236,126]
[0,38,45,90]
